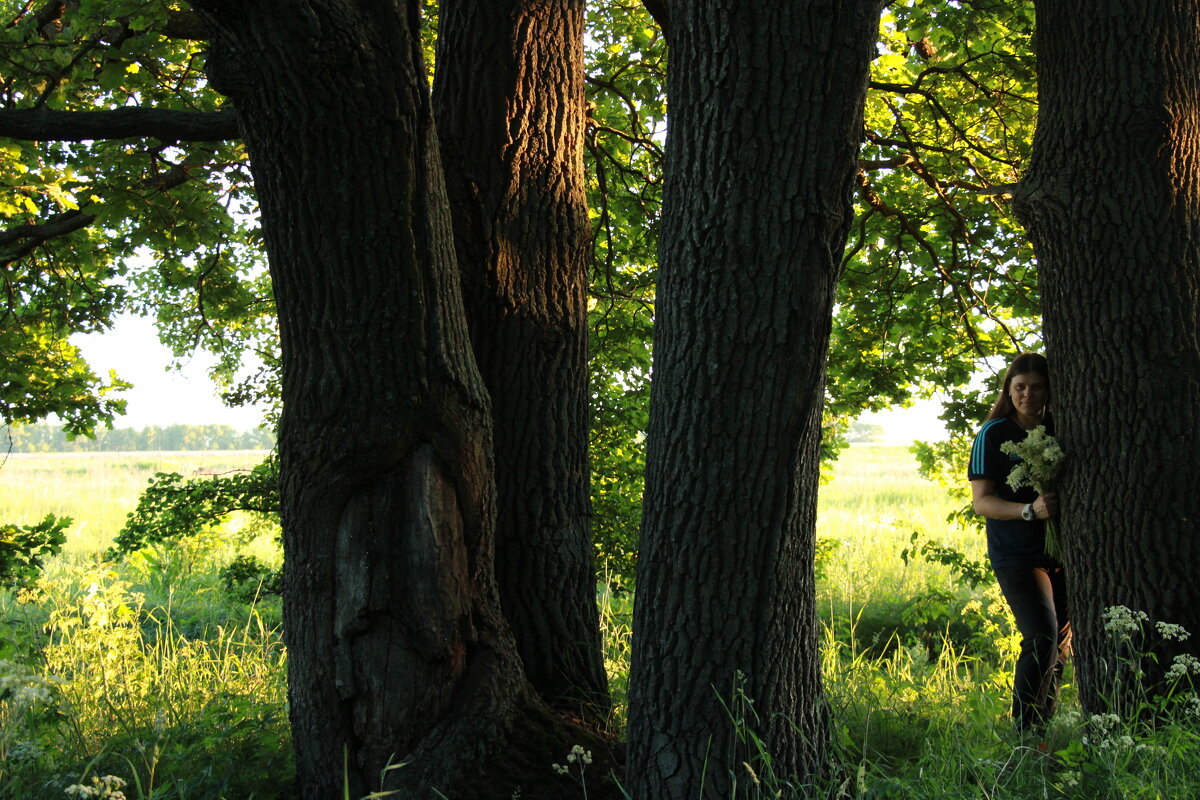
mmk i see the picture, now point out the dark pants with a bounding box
[994,565,1072,732]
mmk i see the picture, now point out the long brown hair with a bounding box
[985,353,1050,421]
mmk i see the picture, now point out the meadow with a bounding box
[1,447,1197,798]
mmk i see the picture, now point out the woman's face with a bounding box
[1008,371,1049,417]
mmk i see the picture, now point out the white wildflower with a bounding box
[63,776,125,800]
[1155,621,1191,641]
[6,739,44,762]
[1000,426,1063,494]
[1102,606,1148,639]
[1166,654,1200,679]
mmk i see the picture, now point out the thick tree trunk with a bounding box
[626,2,883,797]
[1014,0,1200,711]
[433,0,609,722]
[193,3,564,797]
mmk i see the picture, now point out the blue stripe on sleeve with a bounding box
[969,419,1003,477]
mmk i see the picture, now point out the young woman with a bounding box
[968,352,1071,733]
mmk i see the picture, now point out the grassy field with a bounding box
[1,446,1197,798]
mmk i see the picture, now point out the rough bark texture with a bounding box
[626,2,883,797]
[433,0,609,721]
[1013,0,1200,710]
[195,3,536,796]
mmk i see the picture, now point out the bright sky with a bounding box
[70,313,948,441]
[861,398,947,445]
[71,313,268,430]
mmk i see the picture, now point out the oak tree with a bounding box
[1014,0,1200,710]
[627,1,885,796]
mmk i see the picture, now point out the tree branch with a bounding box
[0,209,94,265]
[0,107,239,142]
[859,154,915,171]
[1,162,197,266]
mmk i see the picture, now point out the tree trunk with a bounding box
[194,3,554,796]
[1013,0,1200,711]
[626,2,883,797]
[433,0,609,722]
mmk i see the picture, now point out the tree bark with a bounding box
[627,2,883,797]
[433,0,609,722]
[1013,0,1200,711]
[194,3,538,796]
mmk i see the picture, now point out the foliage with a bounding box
[900,529,992,590]
[0,514,69,589]
[839,0,1043,420]
[107,455,279,557]
[0,0,274,435]
[218,554,281,602]
[583,0,664,587]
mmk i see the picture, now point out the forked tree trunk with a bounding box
[1014,0,1200,711]
[433,0,609,722]
[627,2,884,797]
[194,3,563,797]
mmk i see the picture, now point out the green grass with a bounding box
[2,445,1198,799]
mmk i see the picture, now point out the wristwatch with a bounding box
[1021,503,1035,521]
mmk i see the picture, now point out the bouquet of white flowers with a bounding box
[1000,425,1065,559]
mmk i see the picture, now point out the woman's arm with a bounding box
[970,478,1058,520]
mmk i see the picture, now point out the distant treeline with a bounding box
[4,422,275,453]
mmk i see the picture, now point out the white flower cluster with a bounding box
[63,775,127,799]
[5,739,44,762]
[551,744,593,777]
[1088,712,1120,733]
[1155,621,1192,641]
[1088,734,1135,751]
[1166,653,1200,680]
[1182,693,1200,718]
[1000,425,1064,494]
[0,660,61,709]
[1102,605,1148,639]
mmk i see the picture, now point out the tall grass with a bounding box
[3,445,1198,798]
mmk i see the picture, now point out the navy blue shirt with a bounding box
[968,414,1057,568]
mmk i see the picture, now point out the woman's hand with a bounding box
[1034,492,1058,519]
